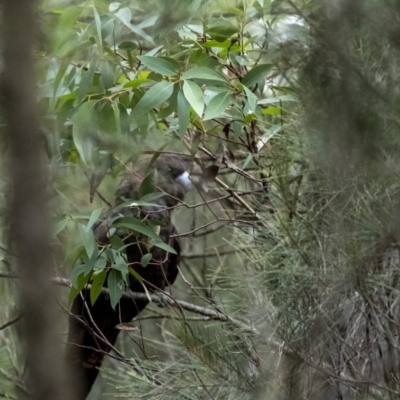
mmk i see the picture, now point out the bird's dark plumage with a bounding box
[66,154,192,399]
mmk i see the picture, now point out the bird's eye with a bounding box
[168,167,173,173]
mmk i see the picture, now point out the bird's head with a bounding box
[151,153,193,200]
[115,153,193,208]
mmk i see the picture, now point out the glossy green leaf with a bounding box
[114,8,155,45]
[241,64,272,87]
[93,6,102,51]
[262,107,282,115]
[100,62,114,90]
[204,91,230,120]
[152,241,177,254]
[140,192,165,202]
[78,59,97,103]
[86,208,102,232]
[90,269,107,305]
[110,235,126,251]
[203,39,232,48]
[113,217,160,240]
[107,269,125,309]
[72,100,97,164]
[128,267,152,301]
[68,272,90,305]
[183,80,204,117]
[242,84,258,113]
[207,20,238,41]
[141,253,153,267]
[139,169,158,198]
[118,41,137,50]
[182,67,227,83]
[70,264,89,289]
[53,218,68,236]
[79,224,96,258]
[133,81,174,116]
[137,55,178,76]
[178,89,190,138]
[123,79,154,88]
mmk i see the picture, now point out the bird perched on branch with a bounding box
[66,153,192,400]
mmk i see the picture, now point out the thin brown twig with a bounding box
[0,313,23,331]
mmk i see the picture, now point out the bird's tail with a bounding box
[66,292,147,399]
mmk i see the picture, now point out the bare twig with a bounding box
[0,314,23,331]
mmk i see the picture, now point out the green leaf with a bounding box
[79,224,97,258]
[78,59,97,103]
[140,192,165,202]
[242,84,258,113]
[113,217,160,240]
[53,218,68,236]
[114,7,155,44]
[203,39,232,48]
[133,81,174,116]
[128,267,152,301]
[86,208,102,232]
[110,235,126,251]
[100,62,114,90]
[107,269,125,309]
[207,20,238,41]
[123,79,154,88]
[152,241,177,254]
[141,253,152,267]
[178,89,190,138]
[72,100,97,164]
[118,41,137,50]
[93,6,103,51]
[204,91,230,120]
[262,107,282,115]
[182,67,227,83]
[241,64,272,87]
[90,269,107,305]
[70,264,89,288]
[111,102,122,136]
[137,56,178,76]
[139,169,158,198]
[68,272,90,305]
[183,80,204,117]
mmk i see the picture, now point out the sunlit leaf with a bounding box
[90,270,107,305]
[107,269,125,309]
[178,89,190,138]
[204,91,230,120]
[113,217,160,240]
[241,64,272,87]
[182,67,227,83]
[242,84,258,113]
[141,253,153,267]
[93,6,102,51]
[137,56,178,76]
[72,100,97,164]
[183,80,204,117]
[133,81,174,116]
[207,20,238,41]
[86,208,102,232]
[152,241,177,254]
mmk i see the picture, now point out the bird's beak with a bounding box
[175,171,193,190]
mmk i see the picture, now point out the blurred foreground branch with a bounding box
[1,1,71,399]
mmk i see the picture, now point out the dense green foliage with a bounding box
[2,0,400,399]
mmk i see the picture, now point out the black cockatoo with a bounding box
[66,154,192,399]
